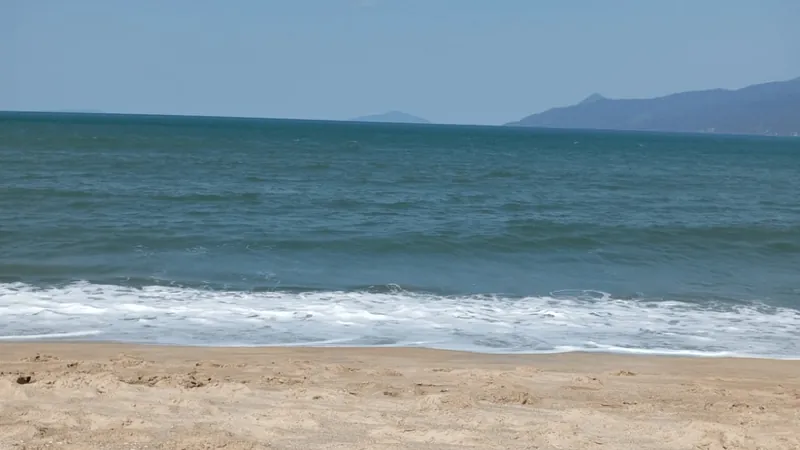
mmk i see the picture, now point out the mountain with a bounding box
[351,111,430,124]
[508,77,800,136]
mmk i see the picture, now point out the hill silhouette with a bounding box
[508,77,800,136]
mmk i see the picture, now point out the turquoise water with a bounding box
[2,112,799,357]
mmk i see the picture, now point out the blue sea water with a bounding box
[1,112,799,357]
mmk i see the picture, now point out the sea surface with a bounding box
[2,112,799,358]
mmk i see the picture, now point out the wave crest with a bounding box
[1,281,799,358]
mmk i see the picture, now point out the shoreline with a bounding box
[2,342,799,449]
[4,340,800,375]
[3,338,800,361]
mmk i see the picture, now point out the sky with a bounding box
[2,0,799,125]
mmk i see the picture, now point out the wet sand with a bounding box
[1,343,798,449]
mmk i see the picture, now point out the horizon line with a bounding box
[1,109,794,141]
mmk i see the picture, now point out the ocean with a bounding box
[1,112,799,358]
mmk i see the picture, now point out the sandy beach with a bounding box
[0,344,798,449]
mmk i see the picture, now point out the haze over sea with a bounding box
[1,112,799,358]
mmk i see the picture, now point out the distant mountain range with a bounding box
[350,111,430,124]
[508,77,800,136]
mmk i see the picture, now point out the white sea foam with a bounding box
[1,281,799,359]
[0,330,103,340]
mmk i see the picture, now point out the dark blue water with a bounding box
[1,112,799,357]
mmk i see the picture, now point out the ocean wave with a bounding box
[0,330,103,340]
[42,223,792,256]
[1,281,799,358]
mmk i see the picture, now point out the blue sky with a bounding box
[2,0,798,124]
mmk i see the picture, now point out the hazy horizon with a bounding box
[4,74,799,126]
[3,0,798,125]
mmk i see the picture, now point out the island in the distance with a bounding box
[508,76,800,136]
[350,111,430,124]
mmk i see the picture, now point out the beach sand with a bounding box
[1,343,798,449]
